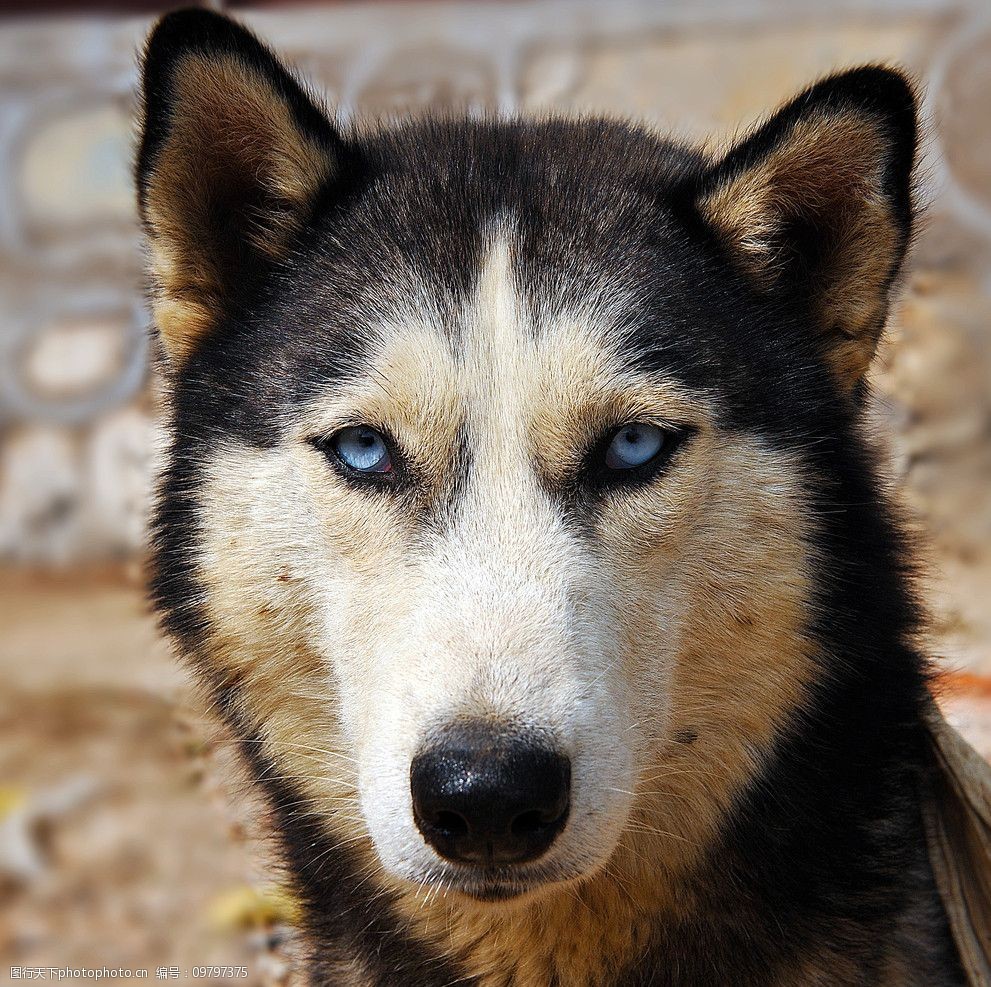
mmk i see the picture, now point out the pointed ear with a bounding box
[692,67,918,391]
[136,9,345,364]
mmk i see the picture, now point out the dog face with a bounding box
[139,12,916,906]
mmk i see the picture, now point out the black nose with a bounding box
[410,721,571,866]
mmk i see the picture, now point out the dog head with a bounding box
[139,10,916,905]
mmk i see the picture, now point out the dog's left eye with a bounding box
[329,426,392,473]
[604,423,666,470]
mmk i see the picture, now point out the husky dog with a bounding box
[138,10,979,986]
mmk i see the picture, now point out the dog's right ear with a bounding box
[137,9,345,365]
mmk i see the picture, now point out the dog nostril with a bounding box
[510,809,549,836]
[434,810,469,837]
[410,720,571,867]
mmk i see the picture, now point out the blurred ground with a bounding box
[1,1,990,984]
[0,571,297,984]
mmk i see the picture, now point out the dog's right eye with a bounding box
[323,426,393,474]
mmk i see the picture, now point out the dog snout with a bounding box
[410,721,571,866]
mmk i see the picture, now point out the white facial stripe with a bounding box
[340,232,639,886]
[464,232,533,476]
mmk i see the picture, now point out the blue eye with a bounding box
[604,423,665,470]
[331,426,392,473]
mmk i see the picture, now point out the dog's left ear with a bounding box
[136,9,346,365]
[691,66,918,392]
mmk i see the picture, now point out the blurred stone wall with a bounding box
[0,0,988,666]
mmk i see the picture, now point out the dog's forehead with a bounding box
[299,192,698,403]
[210,124,803,446]
[305,120,705,355]
[299,229,702,446]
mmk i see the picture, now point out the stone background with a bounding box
[0,1,989,983]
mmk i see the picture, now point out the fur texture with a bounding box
[138,10,964,985]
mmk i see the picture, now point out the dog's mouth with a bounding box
[421,859,575,904]
[460,878,534,902]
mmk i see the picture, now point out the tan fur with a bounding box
[700,112,900,389]
[143,53,335,363]
[189,235,818,986]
